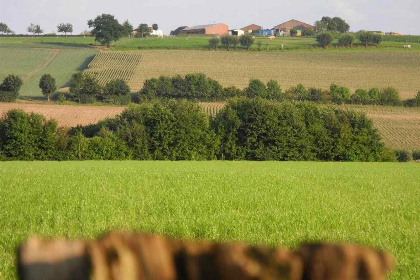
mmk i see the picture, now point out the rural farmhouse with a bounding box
[273,19,314,36]
[179,23,229,36]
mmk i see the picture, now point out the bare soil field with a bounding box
[134,50,420,99]
[0,103,125,127]
[1,102,419,150]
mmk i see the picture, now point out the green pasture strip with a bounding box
[1,36,419,52]
[0,161,418,279]
[0,46,98,98]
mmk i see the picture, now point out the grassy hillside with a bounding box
[0,45,97,98]
[0,161,419,279]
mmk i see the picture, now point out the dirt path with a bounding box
[22,49,62,83]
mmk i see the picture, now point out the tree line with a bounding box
[0,99,399,162]
[1,73,419,108]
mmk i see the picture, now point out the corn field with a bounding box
[84,52,142,88]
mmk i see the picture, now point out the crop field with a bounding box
[0,161,419,279]
[134,50,420,99]
[0,45,97,98]
[83,51,143,90]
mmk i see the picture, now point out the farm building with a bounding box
[150,30,164,37]
[273,19,314,36]
[240,24,263,33]
[179,24,229,36]
[258,29,274,36]
[230,29,245,36]
[170,26,187,36]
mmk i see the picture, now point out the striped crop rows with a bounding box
[84,52,142,86]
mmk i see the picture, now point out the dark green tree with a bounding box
[0,23,13,34]
[221,35,238,51]
[290,28,298,36]
[0,74,23,102]
[245,79,267,98]
[239,34,254,50]
[103,79,131,104]
[39,74,57,101]
[152,24,158,31]
[57,23,73,36]
[88,14,124,47]
[122,20,133,37]
[136,23,150,37]
[329,84,351,104]
[69,72,102,103]
[316,32,334,48]
[208,37,220,50]
[27,23,43,35]
[338,34,354,47]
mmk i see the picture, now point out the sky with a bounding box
[1,0,419,35]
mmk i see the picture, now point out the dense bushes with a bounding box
[213,99,390,161]
[69,73,131,104]
[0,99,395,162]
[0,75,23,102]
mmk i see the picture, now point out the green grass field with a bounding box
[0,45,97,98]
[1,36,420,51]
[0,161,419,279]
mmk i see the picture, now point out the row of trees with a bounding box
[132,73,420,107]
[316,31,383,48]
[0,99,395,162]
[88,14,159,46]
[68,73,131,104]
[209,34,254,50]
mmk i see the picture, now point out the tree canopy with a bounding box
[27,24,43,35]
[318,17,350,33]
[0,23,13,34]
[57,23,73,36]
[136,24,150,37]
[88,14,124,47]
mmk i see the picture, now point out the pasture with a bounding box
[1,35,420,51]
[0,45,97,98]
[0,161,419,279]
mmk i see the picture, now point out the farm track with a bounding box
[1,102,419,150]
[21,49,61,83]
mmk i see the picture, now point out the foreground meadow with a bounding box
[0,161,419,279]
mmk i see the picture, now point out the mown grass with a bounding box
[0,161,419,279]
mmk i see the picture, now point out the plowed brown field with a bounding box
[0,103,125,127]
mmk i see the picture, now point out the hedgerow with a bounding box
[0,99,395,162]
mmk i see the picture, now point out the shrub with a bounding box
[379,87,401,106]
[245,79,267,98]
[223,86,244,98]
[285,84,307,101]
[0,110,59,160]
[1,74,23,93]
[358,31,382,46]
[39,74,57,101]
[0,74,23,102]
[240,34,254,50]
[351,89,370,104]
[403,92,420,107]
[69,72,102,103]
[266,80,282,100]
[221,35,236,51]
[316,32,334,48]
[338,34,354,47]
[329,84,351,104]
[395,150,412,162]
[372,34,382,46]
[368,88,380,105]
[302,28,315,37]
[306,87,326,102]
[103,79,131,105]
[208,37,220,50]
[290,29,297,37]
[212,98,388,161]
[412,150,420,160]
